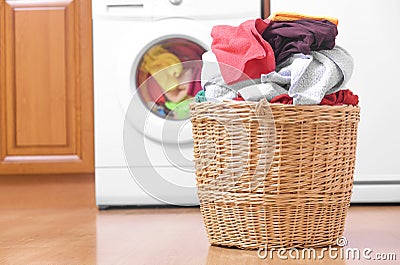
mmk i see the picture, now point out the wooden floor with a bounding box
[0,206,399,265]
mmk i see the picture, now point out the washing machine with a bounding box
[93,0,262,207]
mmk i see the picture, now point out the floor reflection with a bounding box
[1,206,396,264]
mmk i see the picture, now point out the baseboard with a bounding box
[0,174,96,209]
[352,183,400,203]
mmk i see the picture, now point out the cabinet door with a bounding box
[0,0,94,174]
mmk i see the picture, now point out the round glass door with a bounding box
[136,37,206,121]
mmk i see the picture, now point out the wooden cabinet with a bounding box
[0,0,94,174]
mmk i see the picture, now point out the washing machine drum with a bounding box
[127,37,207,144]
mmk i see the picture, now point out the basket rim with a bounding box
[191,100,360,111]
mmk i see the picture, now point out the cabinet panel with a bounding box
[14,7,70,148]
[0,0,94,174]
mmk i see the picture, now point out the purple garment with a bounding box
[262,19,338,65]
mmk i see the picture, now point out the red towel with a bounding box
[319,89,359,106]
[269,94,294,104]
[233,95,245,101]
[270,90,359,106]
[211,19,275,84]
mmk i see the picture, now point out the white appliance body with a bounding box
[271,0,400,203]
[93,0,262,207]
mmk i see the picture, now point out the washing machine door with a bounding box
[127,35,207,144]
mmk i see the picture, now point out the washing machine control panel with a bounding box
[93,0,261,20]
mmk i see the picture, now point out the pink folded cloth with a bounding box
[211,18,275,84]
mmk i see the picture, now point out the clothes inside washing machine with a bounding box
[136,38,206,120]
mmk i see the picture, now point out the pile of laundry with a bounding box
[196,12,359,106]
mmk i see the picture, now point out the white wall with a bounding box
[270,0,400,183]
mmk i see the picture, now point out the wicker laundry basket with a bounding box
[190,99,360,249]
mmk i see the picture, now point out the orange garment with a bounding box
[268,11,338,26]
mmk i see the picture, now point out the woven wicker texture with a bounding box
[190,100,360,249]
